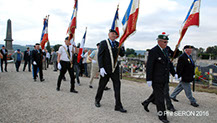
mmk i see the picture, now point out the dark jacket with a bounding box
[32,49,45,65]
[98,39,125,74]
[177,53,195,82]
[24,50,31,61]
[146,45,176,84]
[0,49,8,60]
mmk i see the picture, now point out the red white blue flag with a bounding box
[111,5,120,38]
[67,0,78,44]
[177,0,201,45]
[77,28,87,63]
[40,15,49,50]
[119,0,139,47]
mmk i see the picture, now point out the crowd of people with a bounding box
[0,29,200,123]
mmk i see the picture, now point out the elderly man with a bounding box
[12,49,23,72]
[95,29,126,113]
[170,45,199,107]
[144,32,178,123]
[23,47,31,72]
[32,43,45,82]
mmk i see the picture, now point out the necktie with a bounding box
[111,41,115,48]
[67,46,70,59]
[189,55,194,64]
[163,49,168,57]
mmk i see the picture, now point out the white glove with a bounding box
[33,61,37,65]
[193,75,195,78]
[58,63,62,70]
[147,81,152,87]
[42,49,45,52]
[72,41,76,47]
[92,60,97,64]
[100,68,107,77]
[175,74,179,80]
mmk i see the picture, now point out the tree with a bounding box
[46,41,51,53]
[126,48,137,57]
[53,44,62,51]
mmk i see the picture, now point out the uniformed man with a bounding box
[32,43,45,82]
[144,33,177,123]
[170,45,199,107]
[142,33,181,113]
[23,47,31,72]
[95,29,126,113]
[56,37,78,93]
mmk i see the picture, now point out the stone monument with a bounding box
[4,19,14,54]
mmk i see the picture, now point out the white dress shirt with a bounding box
[58,45,73,62]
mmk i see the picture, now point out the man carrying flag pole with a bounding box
[40,15,49,50]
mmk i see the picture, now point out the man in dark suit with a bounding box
[144,33,177,123]
[170,45,199,107]
[95,29,126,113]
[23,47,31,72]
[142,43,181,112]
[0,45,8,72]
[32,43,45,82]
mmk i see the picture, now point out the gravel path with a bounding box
[0,64,217,123]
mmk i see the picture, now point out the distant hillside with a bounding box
[135,50,146,55]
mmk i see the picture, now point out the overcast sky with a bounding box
[0,0,216,50]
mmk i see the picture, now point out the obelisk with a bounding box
[4,19,14,54]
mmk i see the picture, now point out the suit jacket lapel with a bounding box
[156,46,167,61]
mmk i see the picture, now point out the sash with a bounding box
[106,39,118,73]
[62,46,73,68]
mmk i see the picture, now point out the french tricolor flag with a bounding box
[111,5,120,38]
[40,15,49,50]
[119,0,139,47]
[67,0,78,44]
[177,0,201,45]
[77,28,87,63]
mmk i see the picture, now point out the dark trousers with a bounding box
[57,61,75,90]
[1,59,7,71]
[23,60,31,71]
[46,58,49,68]
[15,61,21,72]
[152,83,167,120]
[144,82,174,109]
[33,64,43,80]
[74,64,80,84]
[84,63,88,77]
[95,70,122,108]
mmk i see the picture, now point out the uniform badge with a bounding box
[158,57,162,60]
[188,58,191,63]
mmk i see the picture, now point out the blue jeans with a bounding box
[32,65,39,78]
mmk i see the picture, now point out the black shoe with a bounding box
[89,85,93,88]
[40,79,45,82]
[167,107,176,112]
[70,89,78,93]
[29,70,31,72]
[95,101,101,108]
[53,70,57,72]
[34,79,36,82]
[171,97,179,102]
[160,119,170,123]
[56,87,60,91]
[115,107,127,113]
[141,101,150,112]
[191,102,199,107]
[104,87,111,91]
[5,70,7,72]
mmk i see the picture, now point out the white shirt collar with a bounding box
[158,44,164,51]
